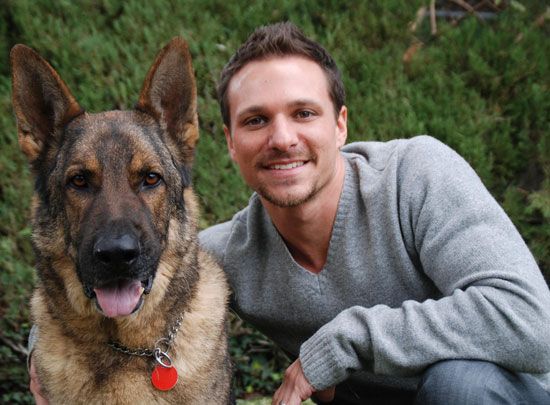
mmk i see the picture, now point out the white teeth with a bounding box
[270,161,305,170]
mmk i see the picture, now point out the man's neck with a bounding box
[261,157,346,273]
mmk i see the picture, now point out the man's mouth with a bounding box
[84,276,153,318]
[268,161,306,170]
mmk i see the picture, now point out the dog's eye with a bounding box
[70,175,88,189]
[143,173,162,187]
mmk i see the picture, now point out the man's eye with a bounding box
[296,110,315,119]
[244,116,266,126]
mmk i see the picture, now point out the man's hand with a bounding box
[29,356,49,405]
[272,359,335,405]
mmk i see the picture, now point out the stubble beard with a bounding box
[254,150,325,208]
[256,180,319,208]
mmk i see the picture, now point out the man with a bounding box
[200,22,550,404]
[31,22,550,404]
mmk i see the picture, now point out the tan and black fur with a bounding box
[11,38,232,403]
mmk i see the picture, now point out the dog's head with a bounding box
[11,38,198,318]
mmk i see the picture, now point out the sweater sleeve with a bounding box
[300,136,550,390]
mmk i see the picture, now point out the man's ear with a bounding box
[136,37,198,167]
[10,44,83,166]
[335,105,348,148]
[223,125,237,162]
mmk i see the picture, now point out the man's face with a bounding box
[224,56,347,208]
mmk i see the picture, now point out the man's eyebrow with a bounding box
[235,106,264,122]
[288,99,323,109]
[236,99,324,121]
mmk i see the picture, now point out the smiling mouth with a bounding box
[268,161,306,170]
[84,276,153,318]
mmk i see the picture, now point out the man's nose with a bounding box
[267,116,298,151]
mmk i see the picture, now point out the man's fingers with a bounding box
[272,386,300,405]
[272,359,316,405]
[272,392,301,405]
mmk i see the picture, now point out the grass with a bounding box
[0,1,548,403]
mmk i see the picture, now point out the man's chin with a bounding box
[257,185,317,208]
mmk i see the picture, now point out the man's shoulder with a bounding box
[198,195,262,261]
[342,135,465,176]
[341,135,470,196]
[199,220,234,257]
[342,135,447,161]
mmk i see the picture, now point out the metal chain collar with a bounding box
[108,315,184,367]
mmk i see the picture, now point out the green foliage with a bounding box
[229,317,289,398]
[0,0,548,400]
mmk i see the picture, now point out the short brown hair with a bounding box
[217,21,345,127]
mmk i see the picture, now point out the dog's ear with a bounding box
[10,44,83,165]
[136,37,198,166]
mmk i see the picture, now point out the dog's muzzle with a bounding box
[81,231,156,318]
[94,232,140,266]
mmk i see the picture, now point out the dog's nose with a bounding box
[94,234,140,265]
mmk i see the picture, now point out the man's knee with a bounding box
[415,359,550,405]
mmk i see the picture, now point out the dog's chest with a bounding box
[38,331,216,404]
[44,355,197,404]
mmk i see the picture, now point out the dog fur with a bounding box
[11,38,232,404]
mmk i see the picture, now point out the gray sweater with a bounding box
[200,136,550,393]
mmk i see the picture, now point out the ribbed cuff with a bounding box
[299,325,348,390]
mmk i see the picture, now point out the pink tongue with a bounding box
[94,279,142,318]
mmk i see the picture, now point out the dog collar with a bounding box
[108,314,183,391]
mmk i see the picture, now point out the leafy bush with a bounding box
[229,316,289,399]
[0,1,548,401]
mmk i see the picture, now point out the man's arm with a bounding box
[300,136,550,390]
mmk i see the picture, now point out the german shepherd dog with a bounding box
[11,38,232,403]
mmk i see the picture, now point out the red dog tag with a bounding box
[151,364,178,391]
